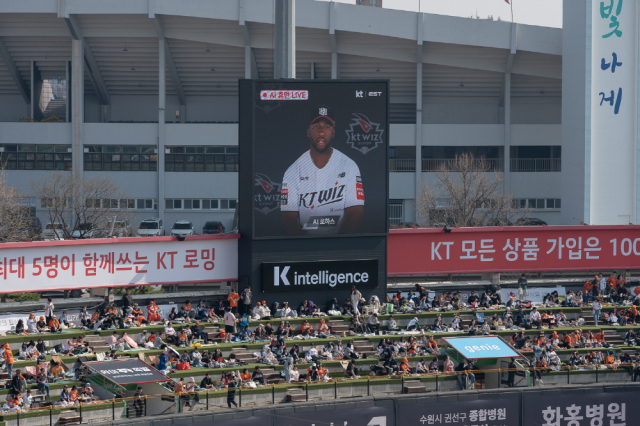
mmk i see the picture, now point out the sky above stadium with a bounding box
[319,0,562,28]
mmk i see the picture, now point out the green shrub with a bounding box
[9,292,40,302]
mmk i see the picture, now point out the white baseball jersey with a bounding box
[281,148,364,234]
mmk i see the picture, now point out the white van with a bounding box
[42,222,66,240]
[137,217,164,237]
[170,220,195,237]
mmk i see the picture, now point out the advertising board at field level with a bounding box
[0,235,238,293]
[388,226,640,275]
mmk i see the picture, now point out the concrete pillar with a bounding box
[71,39,84,175]
[274,0,295,79]
[503,72,511,193]
[158,39,166,224]
[244,45,252,79]
[414,14,424,223]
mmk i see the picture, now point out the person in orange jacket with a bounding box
[300,320,314,336]
[4,344,14,377]
[227,291,240,314]
[147,300,161,322]
[48,315,61,333]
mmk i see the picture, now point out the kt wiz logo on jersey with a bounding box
[298,185,346,208]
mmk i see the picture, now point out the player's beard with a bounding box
[311,137,332,153]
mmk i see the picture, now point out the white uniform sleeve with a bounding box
[280,163,298,212]
[345,158,364,208]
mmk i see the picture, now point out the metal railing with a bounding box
[389,159,416,172]
[6,364,636,425]
[510,158,561,172]
[422,158,504,172]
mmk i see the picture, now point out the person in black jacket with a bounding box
[200,373,215,390]
[455,359,475,390]
[227,374,238,408]
[133,386,145,417]
[121,289,134,312]
[252,366,264,385]
[11,370,26,395]
[507,357,516,387]
[190,321,209,344]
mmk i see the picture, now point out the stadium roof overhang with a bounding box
[0,0,561,102]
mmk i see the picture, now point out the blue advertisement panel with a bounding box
[444,336,520,359]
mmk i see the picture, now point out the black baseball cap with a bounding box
[310,106,335,126]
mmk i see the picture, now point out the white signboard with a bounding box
[500,287,566,304]
[590,0,637,224]
[0,236,238,293]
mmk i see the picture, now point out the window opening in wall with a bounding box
[83,145,158,171]
[514,198,561,210]
[389,201,404,225]
[510,146,561,172]
[0,144,72,171]
[165,146,239,172]
[39,77,67,122]
[421,146,504,172]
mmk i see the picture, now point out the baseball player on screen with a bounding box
[281,106,364,235]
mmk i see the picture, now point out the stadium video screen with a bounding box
[247,80,389,239]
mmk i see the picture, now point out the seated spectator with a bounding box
[191,321,209,344]
[425,335,441,355]
[240,325,254,341]
[36,316,48,333]
[387,316,399,332]
[48,315,61,333]
[147,300,161,322]
[290,365,301,382]
[407,317,422,332]
[529,307,542,329]
[515,307,529,328]
[252,366,264,385]
[191,347,202,367]
[399,357,412,374]
[300,320,314,336]
[26,314,38,333]
[367,314,380,334]
[442,357,454,373]
[81,383,94,401]
[429,358,439,373]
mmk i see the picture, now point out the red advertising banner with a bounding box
[388,225,640,276]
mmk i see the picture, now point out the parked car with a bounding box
[71,222,100,239]
[136,217,164,237]
[171,220,195,237]
[202,221,225,235]
[42,222,66,240]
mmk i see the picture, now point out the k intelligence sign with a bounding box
[262,259,378,292]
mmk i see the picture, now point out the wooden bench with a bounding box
[403,384,426,394]
[286,389,306,402]
[59,411,81,425]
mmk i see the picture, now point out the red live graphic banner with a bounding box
[387,225,640,276]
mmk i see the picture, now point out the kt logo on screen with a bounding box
[345,113,385,155]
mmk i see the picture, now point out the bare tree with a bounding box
[0,166,34,242]
[31,173,133,239]
[417,153,527,228]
